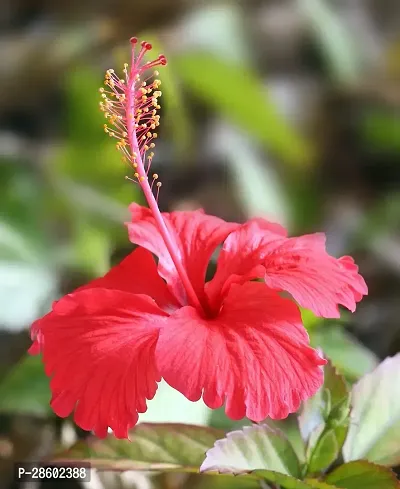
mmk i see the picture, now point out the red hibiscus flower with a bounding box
[29,39,367,439]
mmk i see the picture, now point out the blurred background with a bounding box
[0,0,399,487]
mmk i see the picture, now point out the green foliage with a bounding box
[343,354,400,467]
[56,423,223,471]
[174,52,313,167]
[361,109,400,153]
[324,461,400,489]
[0,355,51,416]
[300,362,350,475]
[310,325,379,380]
[200,424,301,477]
[0,167,58,329]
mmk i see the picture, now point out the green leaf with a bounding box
[298,0,362,84]
[325,461,400,489]
[300,362,350,474]
[0,355,51,416]
[268,417,306,465]
[310,326,378,380]
[251,471,320,489]
[194,474,260,489]
[307,429,339,475]
[58,423,314,488]
[174,52,312,167]
[343,354,400,467]
[300,361,350,443]
[304,481,339,489]
[200,424,301,477]
[301,309,321,331]
[57,423,223,471]
[209,414,306,464]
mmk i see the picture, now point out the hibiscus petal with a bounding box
[207,222,367,318]
[206,220,285,308]
[126,203,238,304]
[78,246,178,310]
[31,289,167,438]
[156,282,326,422]
[29,247,176,355]
[262,234,368,318]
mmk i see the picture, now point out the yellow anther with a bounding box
[156,182,162,188]
[153,173,158,179]
[99,87,105,93]
[134,172,139,179]
[144,145,149,151]
[140,176,145,181]
[146,132,152,138]
[150,144,155,149]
